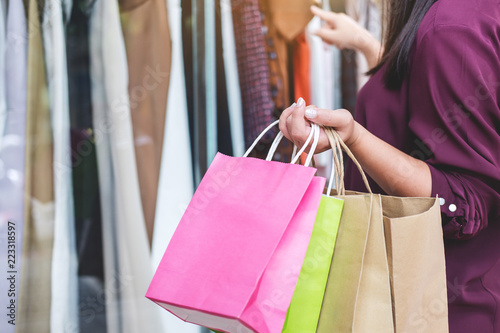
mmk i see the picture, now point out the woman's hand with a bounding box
[280,97,432,198]
[279,98,363,154]
[310,6,382,68]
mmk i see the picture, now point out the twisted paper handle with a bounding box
[324,127,372,195]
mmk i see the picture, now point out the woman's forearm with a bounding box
[309,6,382,69]
[348,123,432,197]
[281,102,431,197]
[357,35,382,69]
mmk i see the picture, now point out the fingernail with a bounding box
[297,97,305,107]
[305,108,318,119]
[291,102,297,108]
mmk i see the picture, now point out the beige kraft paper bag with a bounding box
[317,128,448,333]
[382,195,449,332]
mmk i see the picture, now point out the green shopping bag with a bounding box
[282,194,343,332]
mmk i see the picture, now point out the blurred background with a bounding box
[0,0,380,332]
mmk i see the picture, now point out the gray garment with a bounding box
[78,276,107,333]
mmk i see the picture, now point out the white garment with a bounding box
[89,1,162,332]
[0,2,6,145]
[41,1,80,332]
[220,0,245,157]
[307,0,342,181]
[149,1,199,332]
[346,0,381,89]
[0,2,27,332]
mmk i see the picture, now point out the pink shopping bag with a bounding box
[146,126,325,332]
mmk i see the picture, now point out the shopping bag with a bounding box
[316,192,394,332]
[382,195,448,332]
[147,123,325,333]
[317,128,448,332]
[282,194,343,333]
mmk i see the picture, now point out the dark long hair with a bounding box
[369,0,438,89]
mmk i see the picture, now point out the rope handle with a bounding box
[243,120,321,168]
[324,127,372,195]
[325,125,345,196]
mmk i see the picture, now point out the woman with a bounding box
[280,0,500,331]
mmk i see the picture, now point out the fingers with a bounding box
[305,108,352,129]
[290,99,312,148]
[312,28,343,47]
[279,102,296,140]
[279,97,308,142]
[310,5,338,26]
[279,97,313,147]
[279,98,335,154]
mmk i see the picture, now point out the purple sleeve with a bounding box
[407,24,500,240]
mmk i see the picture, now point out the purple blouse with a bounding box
[345,0,500,331]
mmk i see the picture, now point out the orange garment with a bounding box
[269,0,316,42]
[293,33,312,165]
[293,32,312,105]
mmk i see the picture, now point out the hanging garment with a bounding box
[308,0,342,180]
[119,0,172,245]
[260,0,317,112]
[340,49,358,113]
[0,1,27,333]
[66,1,105,280]
[89,1,162,332]
[252,0,316,162]
[308,0,342,111]
[63,0,74,21]
[149,0,199,331]
[0,2,5,147]
[293,33,313,166]
[329,0,345,12]
[259,0,290,113]
[326,0,358,114]
[268,0,316,42]
[231,0,275,148]
[293,33,312,105]
[346,0,381,89]
[42,0,80,332]
[89,7,120,330]
[204,0,218,164]
[15,0,55,332]
[215,0,233,158]
[220,0,244,157]
[65,2,107,332]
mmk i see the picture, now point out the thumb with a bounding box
[305,108,352,128]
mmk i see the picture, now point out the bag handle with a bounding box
[324,127,372,195]
[243,120,321,168]
[243,120,280,158]
[326,127,345,196]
